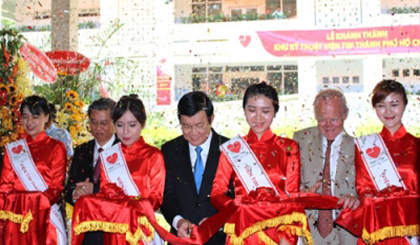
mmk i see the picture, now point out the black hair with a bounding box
[88,98,116,119]
[242,82,279,114]
[372,79,408,107]
[20,95,50,116]
[113,94,147,127]
[48,103,57,121]
[177,91,214,123]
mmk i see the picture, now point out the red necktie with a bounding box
[94,147,103,184]
[318,140,334,238]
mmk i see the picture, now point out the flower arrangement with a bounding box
[54,90,91,146]
[0,29,32,148]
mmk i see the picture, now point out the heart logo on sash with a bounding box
[227,141,241,153]
[12,145,23,154]
[366,146,380,158]
[107,153,118,164]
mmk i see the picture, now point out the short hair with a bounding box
[313,89,348,116]
[113,94,147,127]
[87,98,116,119]
[20,95,50,116]
[177,91,214,123]
[242,82,279,114]
[48,103,57,121]
[372,79,408,107]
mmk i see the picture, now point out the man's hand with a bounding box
[338,194,360,210]
[301,181,321,193]
[177,219,193,238]
[72,178,93,200]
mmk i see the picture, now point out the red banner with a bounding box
[257,25,420,57]
[45,50,90,76]
[157,76,171,105]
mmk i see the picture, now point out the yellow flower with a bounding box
[0,84,10,93]
[17,92,24,101]
[67,90,79,100]
[15,76,32,97]
[3,119,14,130]
[70,113,83,122]
[74,100,85,108]
[56,110,70,128]
[9,94,18,106]
[1,136,11,147]
[65,103,74,111]
[8,84,17,94]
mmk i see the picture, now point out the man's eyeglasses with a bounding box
[90,120,110,127]
[180,122,207,133]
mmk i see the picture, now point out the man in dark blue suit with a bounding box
[161,91,233,244]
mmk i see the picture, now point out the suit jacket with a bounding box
[160,129,232,245]
[293,127,357,245]
[64,137,119,205]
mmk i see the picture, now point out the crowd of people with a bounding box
[0,79,418,245]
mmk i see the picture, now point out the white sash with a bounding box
[220,135,279,195]
[355,134,419,244]
[101,143,140,196]
[6,139,67,245]
[355,134,405,191]
[101,143,164,245]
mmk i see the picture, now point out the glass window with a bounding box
[414,69,420,77]
[209,67,223,72]
[250,66,265,71]
[392,69,399,77]
[284,65,298,70]
[322,77,329,84]
[192,67,206,73]
[342,76,349,84]
[352,76,360,84]
[403,69,410,77]
[284,72,298,94]
[267,65,282,71]
[231,9,242,19]
[333,77,339,84]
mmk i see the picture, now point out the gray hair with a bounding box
[313,89,348,116]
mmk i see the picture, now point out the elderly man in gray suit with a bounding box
[293,89,359,245]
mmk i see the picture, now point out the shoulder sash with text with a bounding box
[6,139,67,245]
[101,143,140,196]
[355,133,406,191]
[220,135,279,195]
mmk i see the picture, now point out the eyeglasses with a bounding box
[180,122,207,133]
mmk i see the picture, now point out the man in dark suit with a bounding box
[64,98,117,245]
[161,91,232,244]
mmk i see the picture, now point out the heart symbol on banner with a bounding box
[227,141,241,153]
[239,35,251,47]
[12,145,23,154]
[366,146,381,158]
[107,153,118,164]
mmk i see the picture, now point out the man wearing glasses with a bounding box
[161,91,233,244]
[64,98,117,244]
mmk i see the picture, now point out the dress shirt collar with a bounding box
[247,128,275,143]
[380,125,406,141]
[95,134,116,151]
[188,130,213,155]
[321,131,343,148]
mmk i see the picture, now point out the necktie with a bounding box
[94,147,103,184]
[318,140,334,238]
[194,146,204,193]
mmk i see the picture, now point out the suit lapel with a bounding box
[313,132,324,188]
[334,133,355,194]
[181,139,198,194]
